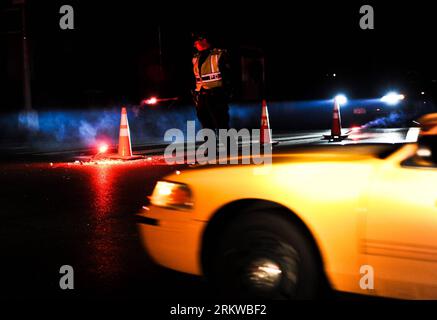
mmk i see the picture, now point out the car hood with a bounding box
[183,143,399,170]
[162,143,401,185]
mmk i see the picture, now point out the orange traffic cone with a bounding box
[324,99,349,141]
[331,98,342,138]
[260,99,274,145]
[118,107,133,157]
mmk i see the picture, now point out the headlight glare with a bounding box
[150,181,193,210]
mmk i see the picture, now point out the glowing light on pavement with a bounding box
[65,156,168,167]
[98,143,109,154]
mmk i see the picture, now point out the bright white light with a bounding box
[155,182,175,196]
[381,92,405,105]
[335,94,348,105]
[258,264,282,276]
[98,143,109,154]
[145,97,158,105]
[417,148,432,157]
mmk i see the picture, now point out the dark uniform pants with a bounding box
[194,89,230,130]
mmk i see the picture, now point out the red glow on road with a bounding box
[1,159,183,289]
[348,126,362,141]
[49,155,169,169]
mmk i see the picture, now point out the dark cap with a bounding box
[191,31,209,41]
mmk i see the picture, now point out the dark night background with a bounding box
[1,0,437,150]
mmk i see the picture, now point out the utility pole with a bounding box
[14,0,38,131]
[158,25,163,78]
[20,0,31,111]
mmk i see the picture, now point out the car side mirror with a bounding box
[416,135,437,164]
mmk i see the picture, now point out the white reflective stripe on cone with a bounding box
[120,116,128,126]
[119,128,130,136]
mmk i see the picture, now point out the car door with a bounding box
[364,151,437,299]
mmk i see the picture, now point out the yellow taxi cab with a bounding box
[137,114,437,299]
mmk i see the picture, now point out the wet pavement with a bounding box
[0,158,213,299]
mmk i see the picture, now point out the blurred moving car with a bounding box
[137,114,437,299]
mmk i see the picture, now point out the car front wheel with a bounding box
[210,209,322,299]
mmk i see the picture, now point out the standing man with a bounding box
[191,32,232,132]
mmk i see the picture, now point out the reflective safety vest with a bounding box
[193,48,224,91]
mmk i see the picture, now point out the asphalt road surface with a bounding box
[0,129,413,300]
[0,158,215,299]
